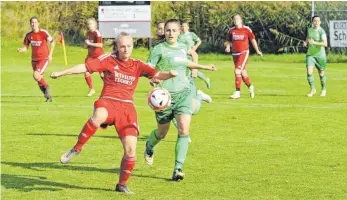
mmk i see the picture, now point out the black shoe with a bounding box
[45,97,52,102]
[172,168,184,181]
[115,184,134,194]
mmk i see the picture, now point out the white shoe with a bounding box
[197,90,212,103]
[87,89,95,97]
[249,85,255,98]
[188,137,192,143]
[60,148,80,164]
[307,88,316,97]
[320,90,326,97]
[229,91,240,99]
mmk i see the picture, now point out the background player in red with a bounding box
[17,16,56,102]
[225,14,262,99]
[84,18,104,97]
[50,32,176,194]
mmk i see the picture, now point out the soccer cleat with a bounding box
[249,85,255,98]
[87,89,95,97]
[229,91,241,99]
[45,97,53,102]
[197,90,212,103]
[188,136,192,143]
[144,140,154,165]
[172,168,185,181]
[320,90,326,97]
[307,88,316,97]
[205,77,211,89]
[60,148,80,164]
[115,184,134,194]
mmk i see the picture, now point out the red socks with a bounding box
[242,75,251,87]
[235,74,242,90]
[118,156,136,185]
[85,74,93,89]
[74,118,98,151]
[38,77,48,88]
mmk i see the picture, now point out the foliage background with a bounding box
[1,1,346,54]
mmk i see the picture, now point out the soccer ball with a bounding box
[148,88,171,111]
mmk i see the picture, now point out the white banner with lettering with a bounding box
[329,20,347,47]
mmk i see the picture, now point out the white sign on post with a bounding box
[329,20,347,47]
[98,6,151,22]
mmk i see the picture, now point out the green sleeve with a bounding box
[147,45,162,67]
[192,32,200,43]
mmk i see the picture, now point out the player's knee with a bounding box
[177,124,189,136]
[156,129,168,139]
[235,69,241,74]
[124,146,136,158]
[33,72,41,81]
[85,72,91,77]
[93,108,108,124]
[319,71,324,76]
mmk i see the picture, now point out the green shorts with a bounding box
[306,55,327,71]
[155,87,193,124]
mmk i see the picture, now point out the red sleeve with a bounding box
[248,29,255,40]
[137,60,158,79]
[24,33,30,46]
[226,29,232,42]
[97,35,102,43]
[85,55,110,73]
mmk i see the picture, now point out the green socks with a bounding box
[175,135,189,169]
[148,129,161,149]
[320,75,327,90]
[307,74,315,89]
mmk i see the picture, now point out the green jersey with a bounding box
[147,42,190,93]
[307,27,327,57]
[178,32,200,50]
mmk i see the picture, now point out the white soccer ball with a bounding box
[147,88,171,111]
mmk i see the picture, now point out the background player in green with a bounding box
[144,19,216,181]
[151,21,166,47]
[304,15,328,97]
[179,21,211,89]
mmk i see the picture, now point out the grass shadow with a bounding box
[2,161,170,181]
[1,173,114,192]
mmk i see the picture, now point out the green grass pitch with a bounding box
[1,42,346,199]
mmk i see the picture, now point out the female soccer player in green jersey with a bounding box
[144,19,216,181]
[304,15,328,97]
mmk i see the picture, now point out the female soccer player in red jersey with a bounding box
[51,32,176,194]
[17,16,56,102]
[84,18,104,97]
[225,14,262,99]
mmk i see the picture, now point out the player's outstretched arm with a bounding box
[250,39,263,56]
[85,39,103,48]
[50,64,87,79]
[152,70,177,80]
[187,61,216,71]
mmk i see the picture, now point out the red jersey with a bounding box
[86,54,158,102]
[87,30,104,58]
[24,29,53,61]
[226,25,255,53]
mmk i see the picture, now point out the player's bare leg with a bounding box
[60,107,108,164]
[116,134,137,194]
[307,66,316,97]
[144,123,170,165]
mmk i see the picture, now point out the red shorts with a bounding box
[232,50,249,70]
[32,59,49,74]
[94,97,139,139]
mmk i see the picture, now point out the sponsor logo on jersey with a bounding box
[31,40,42,47]
[232,34,245,40]
[114,71,136,85]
